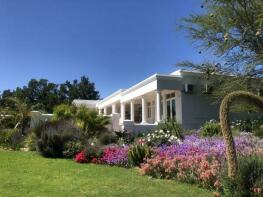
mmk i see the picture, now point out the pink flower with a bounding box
[74,152,87,163]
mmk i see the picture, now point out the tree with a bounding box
[178,0,263,98]
[0,97,31,133]
[65,76,100,102]
[0,76,100,113]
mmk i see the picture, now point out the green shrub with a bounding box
[25,132,38,151]
[0,129,24,150]
[200,120,221,137]
[220,155,263,197]
[63,141,84,158]
[157,119,184,140]
[52,104,76,121]
[254,126,263,138]
[232,118,263,133]
[115,130,135,144]
[98,132,118,145]
[0,116,16,130]
[75,106,110,138]
[33,120,83,158]
[128,144,152,167]
[83,144,104,161]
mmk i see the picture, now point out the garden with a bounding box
[0,0,262,196]
[1,97,263,196]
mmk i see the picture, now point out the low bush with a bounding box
[52,104,76,121]
[157,120,184,140]
[98,132,118,145]
[145,130,181,147]
[74,151,87,163]
[83,144,104,162]
[63,141,84,158]
[128,144,152,167]
[115,130,134,144]
[140,154,221,189]
[0,129,24,150]
[232,118,263,133]
[254,126,263,138]
[220,155,263,197]
[25,132,37,151]
[33,120,83,158]
[253,126,263,138]
[200,120,221,137]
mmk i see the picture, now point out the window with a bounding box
[147,102,151,118]
[165,92,176,120]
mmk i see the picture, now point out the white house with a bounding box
[74,69,220,132]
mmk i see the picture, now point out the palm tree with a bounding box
[1,97,31,133]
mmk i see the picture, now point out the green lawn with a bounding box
[0,150,213,197]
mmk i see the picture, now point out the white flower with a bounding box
[167,130,170,133]
[177,139,182,144]
[91,142,94,146]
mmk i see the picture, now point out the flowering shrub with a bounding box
[83,144,104,162]
[74,151,87,163]
[145,130,181,147]
[101,146,129,167]
[231,118,263,133]
[156,120,184,140]
[140,133,263,189]
[140,154,221,189]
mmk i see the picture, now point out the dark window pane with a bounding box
[172,99,176,119]
[167,100,171,119]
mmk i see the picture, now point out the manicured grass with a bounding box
[0,150,213,197]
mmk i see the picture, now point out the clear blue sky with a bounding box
[0,0,211,98]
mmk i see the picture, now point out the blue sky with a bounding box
[0,0,211,98]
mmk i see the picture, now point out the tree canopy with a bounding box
[0,76,100,113]
[178,0,263,101]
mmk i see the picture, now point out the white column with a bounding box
[130,101,134,121]
[155,90,161,123]
[151,101,154,121]
[141,97,147,123]
[120,102,125,123]
[162,92,167,120]
[112,104,116,114]
[104,107,107,115]
[98,108,102,115]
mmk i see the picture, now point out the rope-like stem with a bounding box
[219,91,263,178]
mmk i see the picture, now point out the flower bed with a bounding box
[140,133,263,188]
[74,145,129,167]
[101,146,129,167]
[74,132,263,190]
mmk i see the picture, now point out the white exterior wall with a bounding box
[121,80,157,103]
